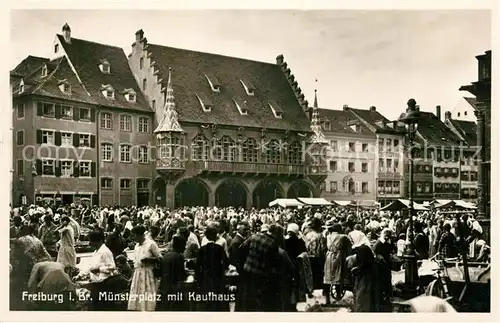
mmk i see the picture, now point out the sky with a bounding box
[10,9,491,120]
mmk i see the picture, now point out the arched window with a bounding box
[158,133,181,159]
[266,139,282,164]
[191,134,210,160]
[288,141,302,164]
[215,135,237,161]
[242,137,258,163]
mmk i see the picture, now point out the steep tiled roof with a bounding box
[317,108,372,134]
[416,112,462,147]
[449,119,477,146]
[145,43,311,131]
[463,97,479,110]
[57,35,152,113]
[348,107,404,135]
[11,55,49,77]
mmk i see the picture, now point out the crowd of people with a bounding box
[9,201,490,312]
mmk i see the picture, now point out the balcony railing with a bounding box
[192,160,310,176]
[156,157,186,171]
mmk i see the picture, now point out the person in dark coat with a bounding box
[414,222,429,260]
[195,223,229,311]
[229,221,249,268]
[106,224,128,259]
[438,223,457,258]
[157,235,187,311]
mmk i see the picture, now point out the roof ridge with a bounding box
[57,34,124,50]
[148,43,276,67]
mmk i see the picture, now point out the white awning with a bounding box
[296,197,333,206]
[452,200,477,209]
[268,198,303,208]
[333,200,354,206]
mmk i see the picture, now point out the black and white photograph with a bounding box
[6,5,495,317]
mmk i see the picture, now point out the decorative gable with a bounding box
[99,59,111,74]
[233,97,248,115]
[268,101,283,119]
[101,84,115,99]
[58,79,71,94]
[204,73,221,92]
[240,78,255,96]
[196,92,213,112]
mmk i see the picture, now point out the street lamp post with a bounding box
[399,98,421,295]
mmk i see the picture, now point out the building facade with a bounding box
[318,107,377,202]
[11,24,155,206]
[127,29,325,209]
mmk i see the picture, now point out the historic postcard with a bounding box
[3,2,497,322]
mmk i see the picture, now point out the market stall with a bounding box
[380,199,429,211]
[296,197,333,206]
[268,198,303,208]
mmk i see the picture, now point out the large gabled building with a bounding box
[127,29,324,209]
[11,24,155,207]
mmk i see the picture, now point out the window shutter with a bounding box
[356,181,360,193]
[55,104,61,119]
[90,135,96,148]
[55,131,62,146]
[368,162,371,173]
[73,107,80,121]
[37,102,43,116]
[73,133,80,147]
[91,162,96,177]
[73,161,79,177]
[90,109,96,123]
[345,142,349,152]
[36,130,42,144]
[55,160,61,177]
[36,159,42,174]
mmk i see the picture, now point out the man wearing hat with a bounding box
[229,221,249,269]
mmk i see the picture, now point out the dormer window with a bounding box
[240,79,255,96]
[323,121,331,130]
[196,93,213,112]
[18,79,24,94]
[58,79,71,94]
[54,44,59,54]
[41,64,48,77]
[349,124,356,131]
[233,97,248,115]
[205,73,221,92]
[99,60,111,74]
[101,84,115,99]
[269,101,283,119]
[122,88,136,103]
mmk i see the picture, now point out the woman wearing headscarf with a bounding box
[56,216,77,276]
[347,244,384,312]
[128,225,162,311]
[323,222,352,305]
[303,218,327,295]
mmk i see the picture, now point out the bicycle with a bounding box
[424,252,456,306]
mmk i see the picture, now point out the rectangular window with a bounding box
[386,139,392,152]
[79,161,91,177]
[61,160,73,177]
[100,112,112,129]
[17,160,24,176]
[101,177,113,189]
[137,178,149,191]
[43,103,55,117]
[378,181,385,194]
[355,124,361,132]
[16,130,24,145]
[138,117,149,133]
[61,132,72,146]
[362,182,368,193]
[42,159,55,176]
[362,162,368,173]
[378,138,384,152]
[17,104,25,119]
[54,44,59,53]
[120,145,131,162]
[61,105,73,119]
[386,159,392,170]
[394,159,399,172]
[330,181,337,192]
[330,140,338,152]
[120,115,132,132]
[42,130,54,145]
[362,143,368,152]
[139,146,148,163]
[106,90,114,99]
[79,134,90,147]
[393,181,400,194]
[143,78,147,91]
[393,139,399,151]
[140,57,144,69]
[120,179,131,190]
[152,100,156,111]
[348,162,355,172]
[379,158,384,172]
[329,161,337,171]
[348,142,355,152]
[101,143,113,162]
[79,107,91,121]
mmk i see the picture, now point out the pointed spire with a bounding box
[310,80,327,144]
[154,68,184,133]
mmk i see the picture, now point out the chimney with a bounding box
[369,106,376,111]
[135,29,144,42]
[62,23,71,43]
[343,104,349,111]
[445,111,452,120]
[436,105,441,120]
[276,54,284,66]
